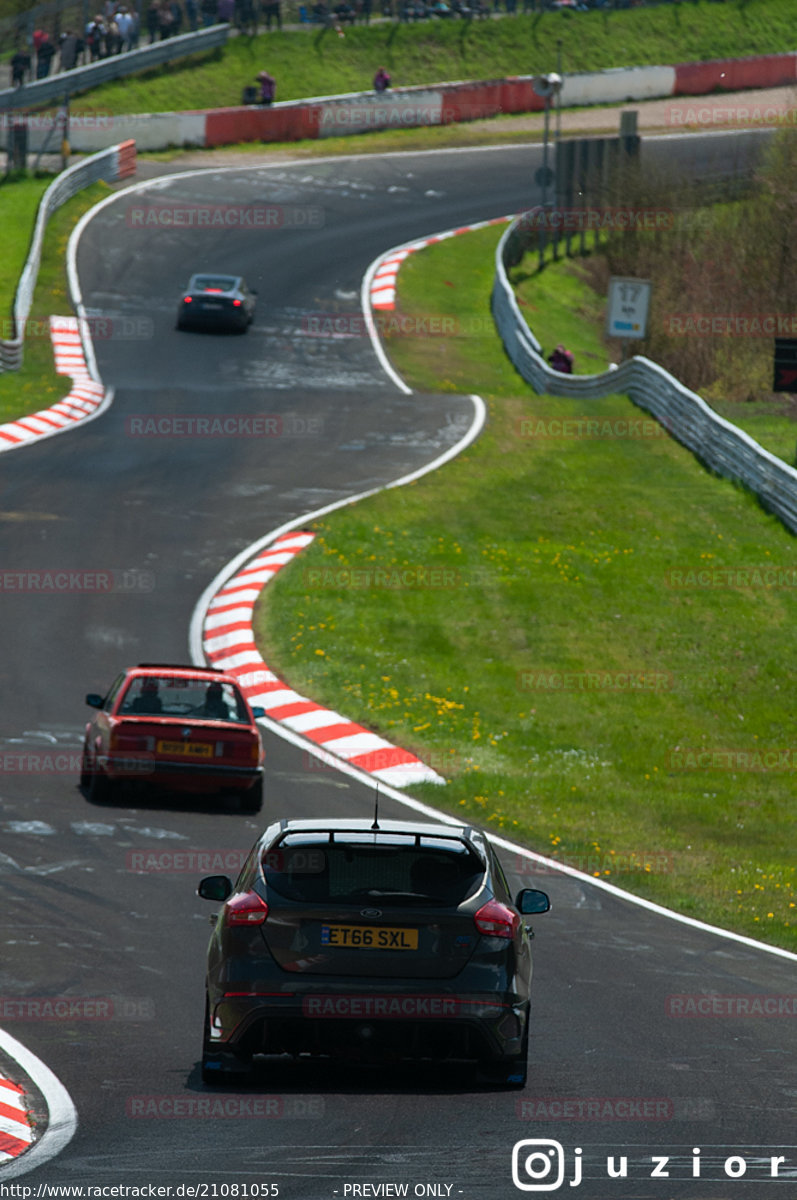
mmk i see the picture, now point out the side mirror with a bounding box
[517,888,551,915]
[197,875,233,902]
[251,706,265,719]
[85,693,103,708]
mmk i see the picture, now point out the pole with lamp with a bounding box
[533,71,562,270]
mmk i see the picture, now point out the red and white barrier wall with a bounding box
[29,51,797,153]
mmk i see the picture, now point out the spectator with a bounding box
[358,0,372,19]
[548,343,574,373]
[158,2,175,37]
[86,14,104,57]
[185,0,199,28]
[35,34,56,78]
[146,0,161,39]
[11,44,32,86]
[256,69,276,104]
[373,65,390,92]
[236,0,257,33]
[59,28,80,68]
[217,0,236,20]
[333,1,355,22]
[115,6,134,49]
[105,16,122,52]
[169,0,184,34]
[262,0,282,26]
[200,0,216,23]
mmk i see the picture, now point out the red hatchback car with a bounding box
[81,664,265,812]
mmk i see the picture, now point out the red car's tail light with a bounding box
[225,892,268,926]
[232,299,242,307]
[110,731,151,751]
[474,899,519,940]
[184,296,192,303]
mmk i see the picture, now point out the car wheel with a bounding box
[240,779,263,815]
[87,762,113,805]
[201,995,253,1086]
[79,746,91,788]
[476,1015,529,1089]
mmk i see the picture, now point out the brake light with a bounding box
[232,299,242,307]
[474,899,519,940]
[225,892,268,926]
[204,288,223,293]
[184,296,192,304]
[110,731,151,751]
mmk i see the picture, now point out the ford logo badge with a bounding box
[360,908,382,919]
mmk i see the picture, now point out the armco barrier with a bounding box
[0,25,229,114]
[0,139,136,373]
[491,216,797,536]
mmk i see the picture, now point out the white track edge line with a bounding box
[197,213,796,964]
[0,1029,78,1179]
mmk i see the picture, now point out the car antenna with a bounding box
[371,784,380,831]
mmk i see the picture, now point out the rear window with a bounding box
[118,676,250,722]
[191,275,237,293]
[263,834,484,907]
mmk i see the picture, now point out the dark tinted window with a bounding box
[191,275,238,292]
[263,834,484,907]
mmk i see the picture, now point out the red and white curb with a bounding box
[0,1077,34,1163]
[202,531,445,787]
[0,316,106,453]
[368,217,513,312]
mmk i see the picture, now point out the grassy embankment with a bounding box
[0,178,111,424]
[70,0,797,115]
[253,222,797,952]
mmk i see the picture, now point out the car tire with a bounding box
[87,762,113,805]
[79,746,91,789]
[240,779,263,815]
[476,1015,529,1089]
[201,995,253,1086]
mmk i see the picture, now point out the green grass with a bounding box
[70,0,797,115]
[0,180,111,424]
[0,174,53,322]
[254,222,797,951]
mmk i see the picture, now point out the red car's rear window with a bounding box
[118,676,250,723]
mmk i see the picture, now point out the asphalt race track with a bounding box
[1,136,795,1199]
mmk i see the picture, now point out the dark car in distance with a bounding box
[176,274,256,333]
[81,663,265,811]
[197,818,550,1087]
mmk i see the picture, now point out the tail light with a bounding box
[110,731,151,751]
[233,299,242,307]
[474,899,519,940]
[184,297,192,304]
[225,891,268,926]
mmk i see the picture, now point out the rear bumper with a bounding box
[101,756,262,790]
[208,989,527,1062]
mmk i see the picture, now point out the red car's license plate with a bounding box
[156,740,213,757]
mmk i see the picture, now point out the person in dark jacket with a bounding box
[11,44,32,86]
[35,34,56,78]
[548,343,574,373]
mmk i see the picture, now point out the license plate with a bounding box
[321,925,418,950]
[201,302,223,310]
[156,740,213,757]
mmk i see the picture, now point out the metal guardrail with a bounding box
[0,24,229,112]
[0,140,134,372]
[491,215,797,536]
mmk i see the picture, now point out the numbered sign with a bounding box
[606,277,651,340]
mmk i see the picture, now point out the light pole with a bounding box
[533,72,562,269]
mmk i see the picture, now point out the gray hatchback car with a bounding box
[177,273,256,332]
[197,817,550,1087]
